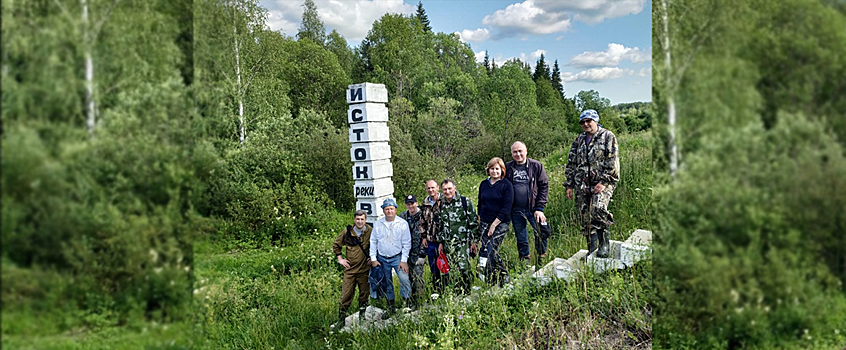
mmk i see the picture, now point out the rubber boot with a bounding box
[381,299,395,320]
[331,308,347,331]
[596,230,610,258]
[582,234,598,260]
[403,297,412,312]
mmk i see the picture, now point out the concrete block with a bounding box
[585,255,626,274]
[347,83,388,104]
[353,178,394,199]
[352,160,393,180]
[348,103,388,124]
[625,229,652,246]
[350,142,391,162]
[620,242,651,267]
[349,122,390,143]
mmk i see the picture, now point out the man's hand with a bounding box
[566,188,574,200]
[422,238,428,248]
[592,183,606,194]
[338,256,351,269]
[534,210,547,224]
[371,260,381,268]
[470,243,478,256]
[438,243,443,253]
[399,261,409,274]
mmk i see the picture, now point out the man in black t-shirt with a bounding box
[505,141,549,263]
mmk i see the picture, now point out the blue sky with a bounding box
[261,0,652,104]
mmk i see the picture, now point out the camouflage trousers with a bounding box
[444,238,474,293]
[574,184,615,236]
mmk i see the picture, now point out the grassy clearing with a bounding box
[194,132,652,349]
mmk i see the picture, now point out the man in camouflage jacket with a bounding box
[564,109,620,258]
[398,194,425,309]
[436,179,480,294]
[419,180,446,294]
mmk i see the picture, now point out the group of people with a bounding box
[330,110,620,331]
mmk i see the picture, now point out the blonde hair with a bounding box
[485,157,506,178]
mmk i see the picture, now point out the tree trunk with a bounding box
[83,0,96,136]
[234,11,245,144]
[660,0,678,178]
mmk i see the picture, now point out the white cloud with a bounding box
[475,50,487,64]
[482,0,571,38]
[638,67,652,77]
[535,0,646,25]
[562,67,633,83]
[455,28,491,43]
[481,0,645,39]
[570,43,651,68]
[261,0,415,43]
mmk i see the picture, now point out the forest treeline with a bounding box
[653,0,846,348]
[1,0,650,333]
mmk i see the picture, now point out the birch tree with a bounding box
[50,0,120,136]
[654,0,725,178]
[196,0,269,144]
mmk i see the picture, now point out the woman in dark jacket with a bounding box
[477,157,514,286]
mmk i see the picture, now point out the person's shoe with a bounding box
[402,297,413,311]
[331,308,347,331]
[381,299,395,320]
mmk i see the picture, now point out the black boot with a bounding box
[331,308,347,331]
[596,230,610,258]
[381,299,395,320]
[582,234,598,260]
[403,297,413,311]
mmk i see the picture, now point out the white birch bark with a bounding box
[660,0,679,178]
[235,22,245,144]
[83,0,96,136]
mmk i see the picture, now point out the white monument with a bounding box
[347,83,394,224]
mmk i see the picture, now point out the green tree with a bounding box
[297,0,325,45]
[482,60,539,158]
[280,39,350,127]
[416,1,431,33]
[550,60,564,98]
[574,90,610,112]
[325,29,354,78]
[532,53,550,82]
[195,0,270,144]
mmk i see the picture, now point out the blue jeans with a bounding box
[512,208,547,258]
[375,254,411,300]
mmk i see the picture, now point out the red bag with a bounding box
[436,251,450,274]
